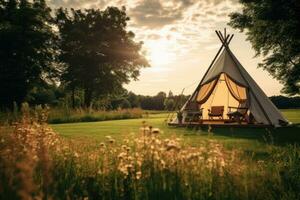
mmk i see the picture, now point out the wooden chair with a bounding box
[227,107,248,123]
[208,106,224,120]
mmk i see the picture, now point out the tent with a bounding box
[172,30,288,127]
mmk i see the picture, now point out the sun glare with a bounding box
[147,40,174,67]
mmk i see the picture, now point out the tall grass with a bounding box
[0,104,300,199]
[48,107,144,124]
[0,106,144,124]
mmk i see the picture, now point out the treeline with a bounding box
[16,82,300,110]
[0,0,148,110]
[269,95,300,109]
[24,85,189,111]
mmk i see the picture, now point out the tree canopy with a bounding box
[55,7,149,107]
[0,0,59,108]
[229,0,300,95]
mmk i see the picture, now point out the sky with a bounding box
[48,0,283,96]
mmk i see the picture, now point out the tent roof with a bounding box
[201,49,248,86]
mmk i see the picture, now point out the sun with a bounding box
[147,40,174,67]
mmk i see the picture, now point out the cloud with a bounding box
[128,0,195,29]
[47,0,241,65]
[204,43,220,50]
[147,33,161,40]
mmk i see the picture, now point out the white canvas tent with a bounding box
[174,30,288,127]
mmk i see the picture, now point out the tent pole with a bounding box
[228,34,234,44]
[216,31,225,44]
[216,31,233,47]
[166,88,185,122]
[218,31,225,41]
[226,48,273,125]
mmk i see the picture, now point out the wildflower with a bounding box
[140,127,150,133]
[160,159,166,168]
[33,155,38,161]
[105,135,112,140]
[151,128,160,134]
[219,159,226,167]
[118,152,127,159]
[109,138,115,144]
[136,160,142,167]
[126,164,133,170]
[136,171,142,180]
[100,143,105,148]
[155,139,161,145]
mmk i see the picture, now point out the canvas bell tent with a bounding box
[170,30,288,127]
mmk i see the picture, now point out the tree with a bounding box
[229,0,300,95]
[269,95,300,109]
[120,99,131,109]
[127,92,140,108]
[26,83,63,106]
[151,92,167,110]
[0,0,59,109]
[55,7,149,107]
[168,90,174,98]
[164,98,175,111]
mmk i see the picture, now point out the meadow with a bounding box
[51,109,300,149]
[1,107,300,200]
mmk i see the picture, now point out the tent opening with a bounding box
[196,73,248,120]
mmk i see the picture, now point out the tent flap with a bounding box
[196,78,218,104]
[224,74,247,103]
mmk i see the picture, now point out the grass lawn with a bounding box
[51,109,300,156]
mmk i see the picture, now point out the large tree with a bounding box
[229,0,300,95]
[0,0,59,109]
[55,7,149,107]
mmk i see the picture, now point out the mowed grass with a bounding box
[51,109,300,156]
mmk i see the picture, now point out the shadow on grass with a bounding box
[178,125,300,146]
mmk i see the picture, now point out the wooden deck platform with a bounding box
[168,120,272,128]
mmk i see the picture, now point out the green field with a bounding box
[2,109,300,200]
[52,109,300,153]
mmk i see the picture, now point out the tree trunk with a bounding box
[84,88,93,108]
[71,86,75,109]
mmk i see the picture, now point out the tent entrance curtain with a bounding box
[196,78,218,104]
[224,74,247,103]
[196,73,248,105]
